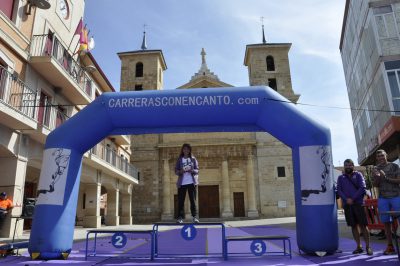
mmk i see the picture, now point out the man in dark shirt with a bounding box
[337,159,372,255]
[372,149,400,255]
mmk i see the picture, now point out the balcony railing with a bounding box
[30,34,93,98]
[39,101,68,130]
[0,65,38,120]
[0,65,70,129]
[90,142,138,179]
[0,64,135,180]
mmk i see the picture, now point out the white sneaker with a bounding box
[177,218,183,224]
[192,217,199,223]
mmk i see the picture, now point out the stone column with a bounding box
[247,155,259,217]
[120,192,132,225]
[120,184,132,225]
[105,180,120,226]
[221,159,233,218]
[83,181,101,228]
[162,159,173,220]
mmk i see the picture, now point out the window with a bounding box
[355,121,363,141]
[268,78,277,91]
[106,143,111,163]
[0,0,15,20]
[135,62,143,77]
[373,5,393,15]
[82,193,86,209]
[373,5,397,39]
[111,147,117,166]
[365,109,371,128]
[135,84,143,91]
[56,106,67,128]
[386,61,400,114]
[266,56,275,71]
[385,61,400,70]
[121,155,128,173]
[44,30,54,56]
[38,92,51,127]
[0,61,7,100]
[277,167,286,177]
[360,111,368,136]
[85,80,92,96]
[387,70,400,114]
[367,96,376,122]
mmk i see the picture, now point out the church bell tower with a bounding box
[244,23,299,102]
[118,30,167,91]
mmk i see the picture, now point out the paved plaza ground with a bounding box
[0,215,399,265]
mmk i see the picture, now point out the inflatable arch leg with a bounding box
[29,149,82,260]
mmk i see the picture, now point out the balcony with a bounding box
[0,65,38,129]
[29,34,93,104]
[30,105,136,180]
[87,142,139,183]
[109,135,131,146]
[0,64,72,143]
[0,67,135,180]
[29,100,69,143]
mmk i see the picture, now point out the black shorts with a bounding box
[343,203,368,227]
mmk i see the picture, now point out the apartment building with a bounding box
[340,0,400,165]
[0,0,137,238]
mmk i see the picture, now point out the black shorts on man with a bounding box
[343,203,368,227]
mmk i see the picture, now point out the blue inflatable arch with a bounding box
[28,86,338,259]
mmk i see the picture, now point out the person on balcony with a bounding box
[175,143,199,224]
[337,159,373,255]
[372,149,400,255]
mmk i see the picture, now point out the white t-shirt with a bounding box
[181,157,194,185]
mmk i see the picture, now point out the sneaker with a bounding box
[192,217,199,223]
[352,247,363,254]
[366,247,373,256]
[383,245,395,255]
[177,218,183,224]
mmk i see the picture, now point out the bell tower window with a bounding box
[268,78,277,91]
[135,62,143,77]
[266,56,275,71]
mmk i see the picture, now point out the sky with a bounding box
[84,0,355,166]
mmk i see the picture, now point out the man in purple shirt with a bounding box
[337,159,372,255]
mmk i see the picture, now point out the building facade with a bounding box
[0,0,137,238]
[340,0,400,165]
[119,35,300,222]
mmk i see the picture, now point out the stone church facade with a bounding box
[118,38,300,223]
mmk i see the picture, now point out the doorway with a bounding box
[233,192,245,217]
[38,92,51,126]
[198,185,220,218]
